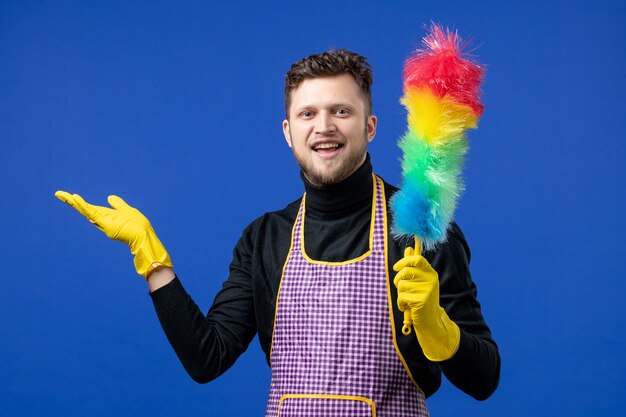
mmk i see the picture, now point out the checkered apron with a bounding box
[266,176,429,417]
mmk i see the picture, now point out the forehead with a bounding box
[289,74,364,111]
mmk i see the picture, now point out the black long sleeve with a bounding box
[150,275,257,383]
[430,223,500,400]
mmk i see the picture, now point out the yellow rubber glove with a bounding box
[55,191,172,278]
[393,245,460,362]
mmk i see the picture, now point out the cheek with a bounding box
[292,125,314,142]
[347,122,368,140]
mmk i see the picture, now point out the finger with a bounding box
[108,195,132,210]
[393,256,407,272]
[393,253,428,272]
[394,247,416,271]
[394,261,436,288]
[394,268,409,287]
[394,266,421,286]
[55,191,88,217]
[70,193,99,221]
[396,287,407,311]
[55,190,74,206]
[397,279,430,301]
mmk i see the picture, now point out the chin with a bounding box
[306,168,349,186]
[296,148,366,186]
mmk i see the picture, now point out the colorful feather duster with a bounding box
[390,24,485,251]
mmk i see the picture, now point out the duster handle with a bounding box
[401,237,421,335]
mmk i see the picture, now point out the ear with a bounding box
[366,114,377,143]
[282,119,293,148]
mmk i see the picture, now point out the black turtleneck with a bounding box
[150,154,500,401]
[301,154,374,262]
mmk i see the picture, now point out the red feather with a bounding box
[403,24,485,117]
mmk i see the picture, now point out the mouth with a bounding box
[311,141,344,155]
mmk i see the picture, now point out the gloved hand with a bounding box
[393,245,460,361]
[55,191,173,278]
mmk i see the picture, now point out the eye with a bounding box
[300,110,314,118]
[334,108,350,116]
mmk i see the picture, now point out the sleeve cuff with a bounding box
[148,276,189,314]
[442,330,473,364]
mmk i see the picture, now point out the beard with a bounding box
[293,131,369,187]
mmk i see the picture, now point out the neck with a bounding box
[301,154,373,219]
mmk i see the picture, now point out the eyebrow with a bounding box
[294,101,357,112]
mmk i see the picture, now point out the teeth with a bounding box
[315,143,339,150]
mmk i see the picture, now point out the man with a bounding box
[56,49,500,416]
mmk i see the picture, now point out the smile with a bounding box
[312,142,344,152]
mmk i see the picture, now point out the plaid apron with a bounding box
[266,176,429,417]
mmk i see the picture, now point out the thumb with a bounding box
[394,246,416,272]
[108,195,132,211]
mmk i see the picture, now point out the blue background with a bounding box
[2,0,625,416]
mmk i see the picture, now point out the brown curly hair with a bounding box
[284,49,373,117]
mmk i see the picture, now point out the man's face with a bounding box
[283,74,377,186]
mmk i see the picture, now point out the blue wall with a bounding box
[2,1,625,416]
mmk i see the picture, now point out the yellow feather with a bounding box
[402,87,478,146]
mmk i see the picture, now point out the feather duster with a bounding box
[390,24,485,251]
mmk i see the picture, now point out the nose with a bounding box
[315,112,336,135]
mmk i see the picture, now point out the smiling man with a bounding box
[56,49,500,416]
[283,73,376,186]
